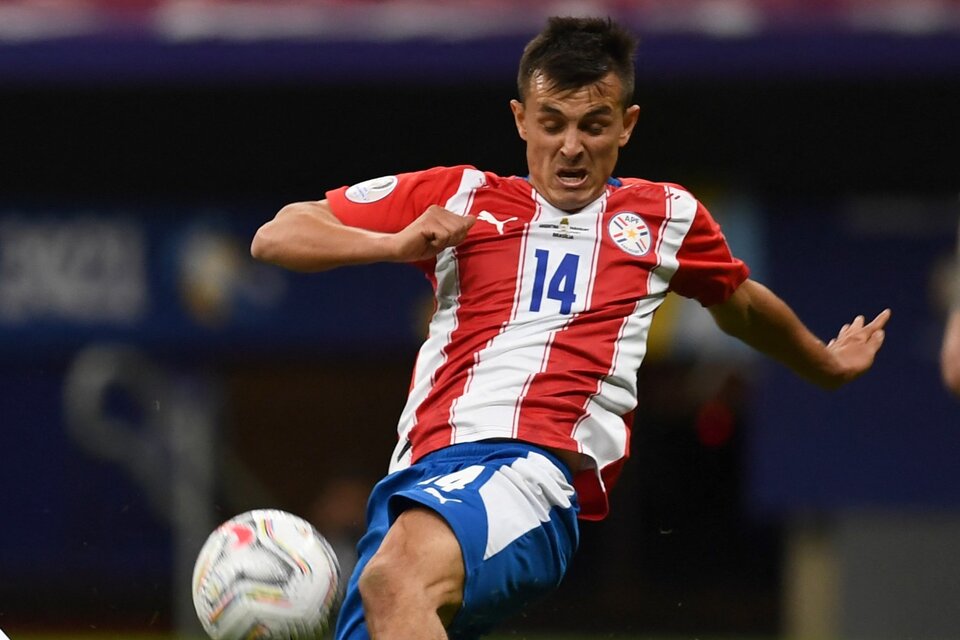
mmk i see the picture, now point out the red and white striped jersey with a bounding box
[327,165,749,519]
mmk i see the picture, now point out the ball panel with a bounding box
[192,509,342,640]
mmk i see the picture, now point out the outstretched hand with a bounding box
[825,308,892,384]
[389,205,476,262]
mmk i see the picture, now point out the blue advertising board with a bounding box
[0,206,431,357]
[747,200,960,511]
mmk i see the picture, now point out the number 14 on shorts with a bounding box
[418,465,485,504]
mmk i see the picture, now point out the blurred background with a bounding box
[1,0,959,638]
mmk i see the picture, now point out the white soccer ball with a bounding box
[192,509,342,639]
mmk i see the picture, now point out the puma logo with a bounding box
[477,210,518,235]
[424,487,463,504]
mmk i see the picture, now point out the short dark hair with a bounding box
[517,16,638,109]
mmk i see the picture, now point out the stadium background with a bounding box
[1,1,959,638]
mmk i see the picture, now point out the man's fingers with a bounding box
[832,309,892,350]
[866,308,892,330]
[423,215,475,249]
[839,309,891,337]
[447,216,476,244]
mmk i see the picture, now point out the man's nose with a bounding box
[560,129,584,159]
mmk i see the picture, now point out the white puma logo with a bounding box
[424,487,463,504]
[477,210,518,235]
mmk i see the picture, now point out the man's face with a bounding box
[511,72,640,212]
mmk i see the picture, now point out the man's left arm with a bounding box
[708,278,891,390]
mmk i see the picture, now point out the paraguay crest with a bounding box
[608,211,651,256]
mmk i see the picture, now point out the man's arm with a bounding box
[708,278,890,390]
[941,310,960,397]
[250,199,475,272]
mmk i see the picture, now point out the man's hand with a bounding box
[709,279,892,390]
[825,309,891,384]
[387,206,476,262]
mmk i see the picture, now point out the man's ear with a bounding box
[619,104,641,147]
[510,99,528,141]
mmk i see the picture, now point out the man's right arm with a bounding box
[251,199,475,272]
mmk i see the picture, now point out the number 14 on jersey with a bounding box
[530,249,580,315]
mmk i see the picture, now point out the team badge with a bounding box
[344,175,398,203]
[607,212,651,256]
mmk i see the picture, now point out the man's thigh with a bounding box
[367,507,465,626]
[335,442,580,640]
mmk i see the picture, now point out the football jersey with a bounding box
[326,165,749,519]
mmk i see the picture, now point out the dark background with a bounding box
[6,78,958,202]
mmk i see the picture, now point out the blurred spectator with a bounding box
[6,0,960,37]
[308,475,373,584]
[942,217,960,397]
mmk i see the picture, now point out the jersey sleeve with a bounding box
[668,197,750,307]
[325,165,477,233]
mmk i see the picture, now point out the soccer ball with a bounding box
[192,509,342,639]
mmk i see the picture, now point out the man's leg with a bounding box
[358,507,465,640]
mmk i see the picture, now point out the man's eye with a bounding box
[541,122,563,133]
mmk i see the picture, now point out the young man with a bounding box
[251,17,890,640]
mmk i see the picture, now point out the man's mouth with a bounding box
[556,168,588,187]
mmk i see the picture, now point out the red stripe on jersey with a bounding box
[409,177,540,458]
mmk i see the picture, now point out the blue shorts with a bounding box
[334,441,580,640]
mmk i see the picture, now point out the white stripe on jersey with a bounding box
[647,186,698,294]
[448,194,606,443]
[581,195,605,312]
[571,295,664,474]
[390,168,486,471]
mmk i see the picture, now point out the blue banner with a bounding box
[0,206,431,357]
[748,201,960,511]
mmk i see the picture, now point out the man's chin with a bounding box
[545,189,595,213]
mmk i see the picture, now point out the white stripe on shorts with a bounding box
[478,452,574,560]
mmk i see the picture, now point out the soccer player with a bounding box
[251,16,890,640]
[941,217,960,397]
